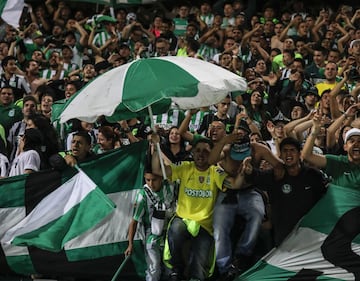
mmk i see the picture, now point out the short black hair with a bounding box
[192,136,214,149]
[73,131,92,146]
[1,55,16,69]
[279,137,301,152]
[23,95,37,105]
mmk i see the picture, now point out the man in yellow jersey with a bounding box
[151,135,247,281]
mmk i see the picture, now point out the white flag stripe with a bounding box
[64,189,143,250]
[1,241,29,257]
[1,0,24,28]
[1,171,97,244]
[266,227,357,280]
[0,207,28,257]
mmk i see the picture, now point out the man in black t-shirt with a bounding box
[245,137,327,246]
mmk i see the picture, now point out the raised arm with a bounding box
[293,119,313,142]
[329,71,349,119]
[284,111,314,138]
[233,109,260,135]
[178,109,197,143]
[326,103,357,149]
[208,133,238,165]
[151,133,172,178]
[301,111,327,168]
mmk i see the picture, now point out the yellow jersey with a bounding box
[170,161,227,234]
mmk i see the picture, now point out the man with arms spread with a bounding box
[151,134,246,281]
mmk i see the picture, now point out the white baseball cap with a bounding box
[345,128,360,142]
[350,39,360,48]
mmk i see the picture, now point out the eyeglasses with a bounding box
[1,92,13,95]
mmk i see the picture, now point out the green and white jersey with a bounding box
[187,109,213,133]
[200,13,214,28]
[173,18,188,37]
[198,44,219,62]
[150,109,185,130]
[63,62,79,72]
[132,184,173,240]
[92,31,111,48]
[40,69,68,80]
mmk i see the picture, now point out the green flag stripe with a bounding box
[0,176,26,207]
[5,254,35,275]
[79,141,147,194]
[0,1,7,16]
[300,185,360,242]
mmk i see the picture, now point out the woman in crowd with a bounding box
[93,125,120,154]
[160,126,191,164]
[246,89,272,140]
[9,128,44,176]
[27,113,60,168]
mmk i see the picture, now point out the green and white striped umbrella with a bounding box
[59,56,247,124]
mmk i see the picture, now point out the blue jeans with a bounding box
[213,189,265,274]
[168,217,214,280]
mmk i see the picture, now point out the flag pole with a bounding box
[147,106,167,180]
[110,255,130,281]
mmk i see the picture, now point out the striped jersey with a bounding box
[186,109,212,133]
[151,109,185,130]
[132,183,173,239]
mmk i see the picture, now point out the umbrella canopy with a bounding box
[59,56,247,124]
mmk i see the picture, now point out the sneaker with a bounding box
[169,272,180,281]
[217,264,243,281]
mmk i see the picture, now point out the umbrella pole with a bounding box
[147,106,167,180]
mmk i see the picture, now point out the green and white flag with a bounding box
[1,170,115,252]
[0,0,24,28]
[237,185,360,281]
[0,141,148,279]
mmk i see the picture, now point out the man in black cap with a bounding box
[303,87,320,112]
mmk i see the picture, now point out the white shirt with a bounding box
[9,150,40,177]
[0,153,9,177]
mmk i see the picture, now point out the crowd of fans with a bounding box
[0,0,360,280]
